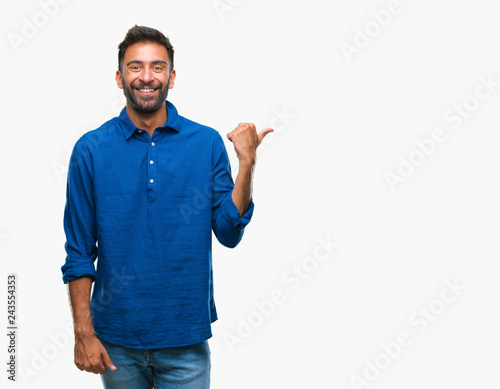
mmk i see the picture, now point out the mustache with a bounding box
[132,81,162,89]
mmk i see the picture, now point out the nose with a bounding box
[139,66,154,83]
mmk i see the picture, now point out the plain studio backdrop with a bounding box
[1,0,499,388]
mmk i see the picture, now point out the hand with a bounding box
[226,123,274,165]
[74,334,116,375]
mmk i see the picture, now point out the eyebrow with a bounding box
[126,60,168,67]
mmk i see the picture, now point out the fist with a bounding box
[226,123,273,164]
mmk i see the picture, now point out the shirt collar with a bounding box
[118,100,181,140]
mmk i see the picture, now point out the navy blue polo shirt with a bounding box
[61,100,254,348]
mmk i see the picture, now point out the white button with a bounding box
[151,142,155,146]
[138,130,142,133]
[150,160,154,164]
[150,179,154,183]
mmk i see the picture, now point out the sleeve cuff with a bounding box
[61,255,96,284]
[220,193,255,231]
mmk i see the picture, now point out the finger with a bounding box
[81,362,99,374]
[93,361,105,375]
[237,123,256,132]
[226,132,234,142]
[257,128,274,144]
[101,350,117,371]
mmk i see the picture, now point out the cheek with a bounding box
[127,77,141,87]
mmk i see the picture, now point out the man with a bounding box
[61,25,272,388]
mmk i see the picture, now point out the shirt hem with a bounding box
[94,331,213,350]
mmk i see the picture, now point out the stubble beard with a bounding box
[122,74,171,114]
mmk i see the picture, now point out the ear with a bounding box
[168,69,176,89]
[115,70,124,89]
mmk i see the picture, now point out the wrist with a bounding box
[73,319,95,337]
[238,157,255,169]
[74,328,95,340]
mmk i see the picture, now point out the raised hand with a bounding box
[226,123,274,165]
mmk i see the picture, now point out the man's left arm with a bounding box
[227,123,273,217]
[211,123,273,248]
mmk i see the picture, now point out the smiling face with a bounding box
[116,42,176,114]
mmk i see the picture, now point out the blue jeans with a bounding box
[98,337,211,389]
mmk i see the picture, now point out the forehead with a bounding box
[123,42,169,64]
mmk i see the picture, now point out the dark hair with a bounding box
[118,25,174,72]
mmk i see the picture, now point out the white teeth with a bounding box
[139,89,155,93]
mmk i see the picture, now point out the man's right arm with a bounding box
[68,276,116,374]
[61,136,115,374]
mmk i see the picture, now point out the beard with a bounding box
[121,74,170,114]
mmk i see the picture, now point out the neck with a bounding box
[126,101,167,137]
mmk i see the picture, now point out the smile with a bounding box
[136,88,158,95]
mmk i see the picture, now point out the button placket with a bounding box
[147,140,157,202]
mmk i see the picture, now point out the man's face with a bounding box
[116,42,175,114]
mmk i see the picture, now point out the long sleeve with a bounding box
[211,133,254,248]
[61,137,98,283]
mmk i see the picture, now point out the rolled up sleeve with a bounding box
[220,194,254,231]
[61,137,97,283]
[211,134,254,248]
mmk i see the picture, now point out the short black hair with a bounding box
[118,25,174,72]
